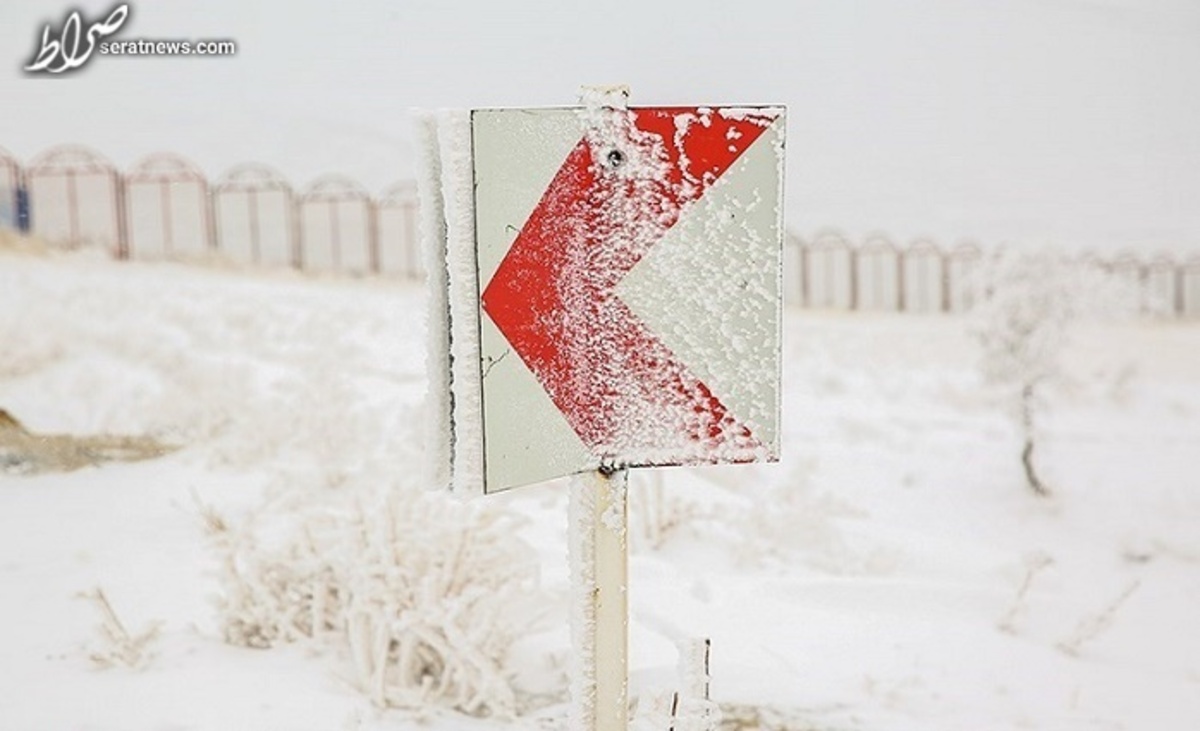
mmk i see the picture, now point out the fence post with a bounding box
[328,198,341,271]
[1176,263,1185,317]
[17,172,30,233]
[1139,262,1149,315]
[66,168,80,246]
[1187,258,1200,317]
[799,239,809,308]
[114,170,129,259]
[290,192,302,269]
[940,250,950,313]
[403,198,418,279]
[205,181,218,253]
[849,242,860,311]
[368,199,381,274]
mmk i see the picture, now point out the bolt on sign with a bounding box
[434,103,786,494]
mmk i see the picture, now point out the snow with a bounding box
[2,245,1200,729]
[579,85,630,112]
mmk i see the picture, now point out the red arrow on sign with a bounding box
[482,107,779,464]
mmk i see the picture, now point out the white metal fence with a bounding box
[3,144,1198,317]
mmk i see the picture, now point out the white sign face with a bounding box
[470,105,785,493]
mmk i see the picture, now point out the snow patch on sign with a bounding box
[717,106,786,122]
[471,109,585,285]
[472,109,597,492]
[437,110,485,496]
[581,113,761,464]
[616,114,786,459]
[476,321,597,492]
[581,108,677,198]
[473,105,783,484]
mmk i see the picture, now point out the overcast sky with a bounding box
[2,0,1198,252]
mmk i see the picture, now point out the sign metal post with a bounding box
[570,467,629,731]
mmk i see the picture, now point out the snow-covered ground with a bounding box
[1,245,1198,730]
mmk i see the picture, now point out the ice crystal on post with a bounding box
[416,111,453,492]
[437,110,486,496]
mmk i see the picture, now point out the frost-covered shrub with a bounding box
[80,587,163,671]
[0,311,67,380]
[628,469,707,552]
[732,462,894,575]
[210,478,544,717]
[629,464,892,576]
[0,266,71,380]
[1,251,406,473]
[969,249,1138,496]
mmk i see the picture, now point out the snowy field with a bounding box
[1,244,1199,730]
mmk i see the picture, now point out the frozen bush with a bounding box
[628,464,892,576]
[628,469,706,553]
[969,249,1138,497]
[209,476,544,717]
[79,587,162,671]
[732,462,893,575]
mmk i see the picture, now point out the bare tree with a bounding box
[970,250,1134,498]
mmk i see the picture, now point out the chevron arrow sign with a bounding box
[461,104,785,493]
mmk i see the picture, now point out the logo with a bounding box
[25,4,130,74]
[23,4,237,75]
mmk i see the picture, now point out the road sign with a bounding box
[462,104,784,493]
[422,99,787,731]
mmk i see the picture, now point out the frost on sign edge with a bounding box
[437,109,486,496]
